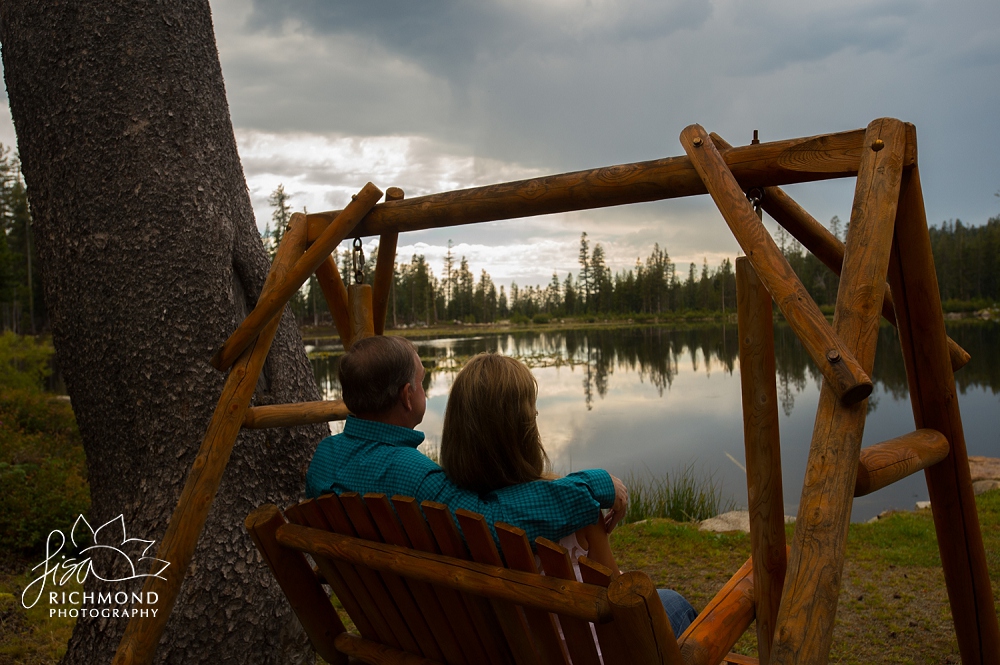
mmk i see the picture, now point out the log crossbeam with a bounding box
[306,126,916,241]
[243,400,350,430]
[855,429,950,497]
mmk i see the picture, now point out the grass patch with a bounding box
[0,334,89,665]
[623,467,736,524]
[610,490,1000,663]
[0,564,82,665]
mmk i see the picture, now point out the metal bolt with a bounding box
[827,349,842,364]
[692,137,704,147]
[871,139,884,152]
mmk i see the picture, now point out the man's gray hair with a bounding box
[338,336,419,416]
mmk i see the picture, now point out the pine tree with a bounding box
[578,232,591,311]
[267,184,292,260]
[829,215,842,243]
[443,239,454,315]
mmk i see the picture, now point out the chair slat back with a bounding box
[576,556,630,665]
[532,536,602,665]
[306,495,413,651]
[339,492,442,660]
[285,500,381,644]
[392,496,494,665]
[244,504,346,665]
[453,508,543,665]
[495,523,571,665]
[420,501,515,665]
[365,494,468,665]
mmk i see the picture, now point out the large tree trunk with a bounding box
[0,2,325,663]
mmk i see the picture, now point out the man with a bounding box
[306,334,627,544]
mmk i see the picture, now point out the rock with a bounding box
[973,479,1000,495]
[915,501,931,510]
[698,510,795,533]
[969,456,1000,483]
[700,511,749,533]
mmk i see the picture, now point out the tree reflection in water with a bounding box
[308,322,999,410]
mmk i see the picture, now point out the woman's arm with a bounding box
[575,521,619,573]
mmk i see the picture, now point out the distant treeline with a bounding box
[0,147,44,333]
[4,168,991,334]
[366,212,1000,327]
[384,235,732,326]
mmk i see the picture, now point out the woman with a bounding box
[439,352,696,636]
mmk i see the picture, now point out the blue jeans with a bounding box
[657,589,698,636]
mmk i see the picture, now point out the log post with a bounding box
[681,124,872,406]
[348,284,375,346]
[315,256,354,348]
[735,257,786,663]
[210,182,382,370]
[607,571,683,664]
[373,187,403,335]
[770,118,908,665]
[113,214,310,665]
[885,166,1000,664]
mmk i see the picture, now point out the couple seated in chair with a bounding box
[306,335,696,636]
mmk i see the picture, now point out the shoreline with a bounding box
[300,309,999,344]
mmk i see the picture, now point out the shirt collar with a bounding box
[343,415,426,449]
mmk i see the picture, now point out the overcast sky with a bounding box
[2,0,998,287]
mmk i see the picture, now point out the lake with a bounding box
[307,321,1000,522]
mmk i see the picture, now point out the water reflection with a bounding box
[308,322,1000,521]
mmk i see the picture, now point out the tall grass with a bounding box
[0,334,89,555]
[622,466,735,524]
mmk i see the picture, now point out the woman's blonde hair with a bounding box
[440,353,550,494]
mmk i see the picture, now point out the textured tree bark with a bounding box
[0,2,325,663]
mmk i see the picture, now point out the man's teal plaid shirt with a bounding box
[306,416,616,544]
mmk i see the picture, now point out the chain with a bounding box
[352,237,365,285]
[746,187,764,220]
[747,130,763,219]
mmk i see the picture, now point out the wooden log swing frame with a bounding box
[113,118,998,665]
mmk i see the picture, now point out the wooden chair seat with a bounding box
[246,492,758,665]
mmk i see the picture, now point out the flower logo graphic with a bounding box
[21,515,171,609]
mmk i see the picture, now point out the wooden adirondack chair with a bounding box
[246,492,758,665]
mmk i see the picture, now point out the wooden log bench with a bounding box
[247,492,758,665]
